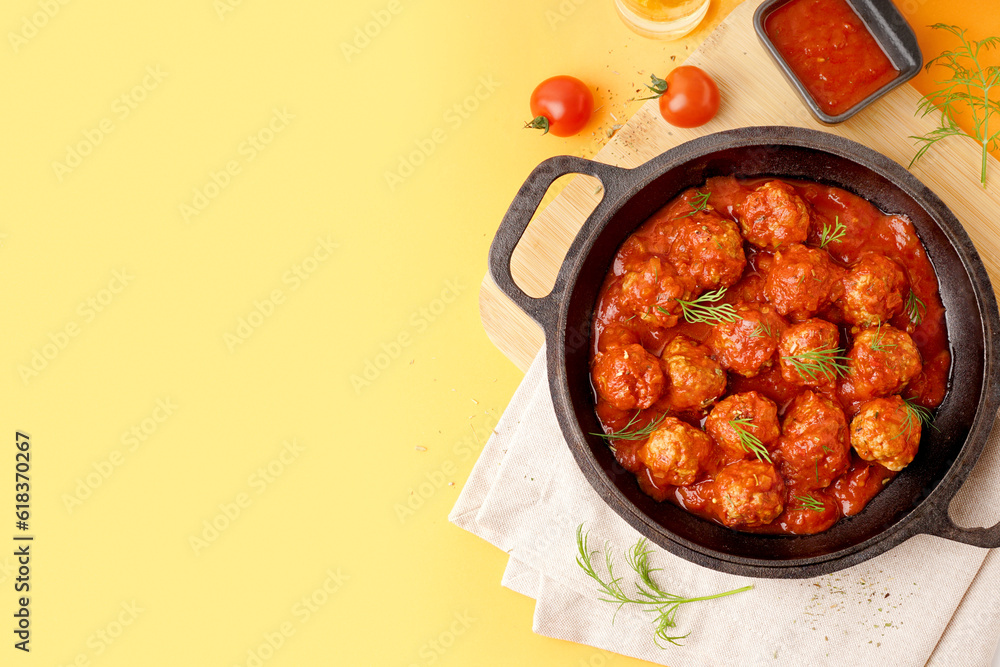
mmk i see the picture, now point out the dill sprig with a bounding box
[900,396,938,440]
[728,418,773,463]
[781,347,850,383]
[819,216,846,250]
[870,323,897,352]
[748,321,775,339]
[906,290,926,325]
[678,191,711,218]
[591,412,667,442]
[793,494,825,512]
[670,288,739,325]
[908,24,1000,186]
[575,525,753,648]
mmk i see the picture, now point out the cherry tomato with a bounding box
[526,75,594,137]
[654,66,719,128]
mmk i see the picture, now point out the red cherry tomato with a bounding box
[656,66,719,128]
[526,75,594,137]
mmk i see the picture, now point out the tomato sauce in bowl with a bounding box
[753,0,921,122]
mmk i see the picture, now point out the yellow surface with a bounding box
[0,1,996,666]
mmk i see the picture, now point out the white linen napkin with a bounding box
[450,348,1000,666]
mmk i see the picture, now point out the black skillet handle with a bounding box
[488,156,626,328]
[922,425,1000,548]
[925,491,1000,549]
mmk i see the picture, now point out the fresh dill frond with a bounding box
[870,323,897,352]
[905,290,926,325]
[590,412,667,442]
[793,494,826,512]
[900,396,938,440]
[575,525,753,648]
[727,418,773,463]
[748,321,774,339]
[819,216,846,249]
[781,347,850,383]
[673,288,739,325]
[908,24,1000,186]
[678,191,712,218]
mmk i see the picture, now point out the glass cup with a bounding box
[614,0,711,40]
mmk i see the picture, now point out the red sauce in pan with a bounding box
[590,176,949,535]
[764,0,898,116]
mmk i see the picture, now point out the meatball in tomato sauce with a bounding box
[638,417,715,487]
[841,325,922,404]
[712,460,786,529]
[778,391,851,490]
[704,392,781,463]
[850,396,920,471]
[591,344,665,411]
[705,303,786,377]
[737,180,810,250]
[840,252,909,328]
[660,335,727,411]
[618,256,695,329]
[663,211,746,291]
[764,244,843,321]
[778,319,842,387]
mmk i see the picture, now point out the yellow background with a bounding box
[2,0,998,665]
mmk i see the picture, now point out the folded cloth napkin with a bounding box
[450,348,1000,666]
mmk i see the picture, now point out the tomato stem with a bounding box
[639,73,669,100]
[524,116,551,134]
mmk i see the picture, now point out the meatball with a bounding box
[841,325,922,402]
[704,391,781,462]
[660,335,727,411]
[727,272,768,305]
[764,244,844,321]
[737,180,811,250]
[705,303,787,377]
[596,323,640,353]
[591,344,665,411]
[778,319,843,387]
[780,490,840,534]
[840,253,909,328]
[778,391,851,490]
[712,460,786,528]
[638,417,715,487]
[618,256,696,328]
[850,396,921,471]
[663,211,746,291]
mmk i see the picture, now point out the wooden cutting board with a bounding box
[480,0,1000,372]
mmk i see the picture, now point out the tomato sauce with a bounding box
[590,175,950,535]
[764,0,898,116]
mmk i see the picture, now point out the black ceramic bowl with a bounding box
[489,126,1000,579]
[753,0,922,124]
